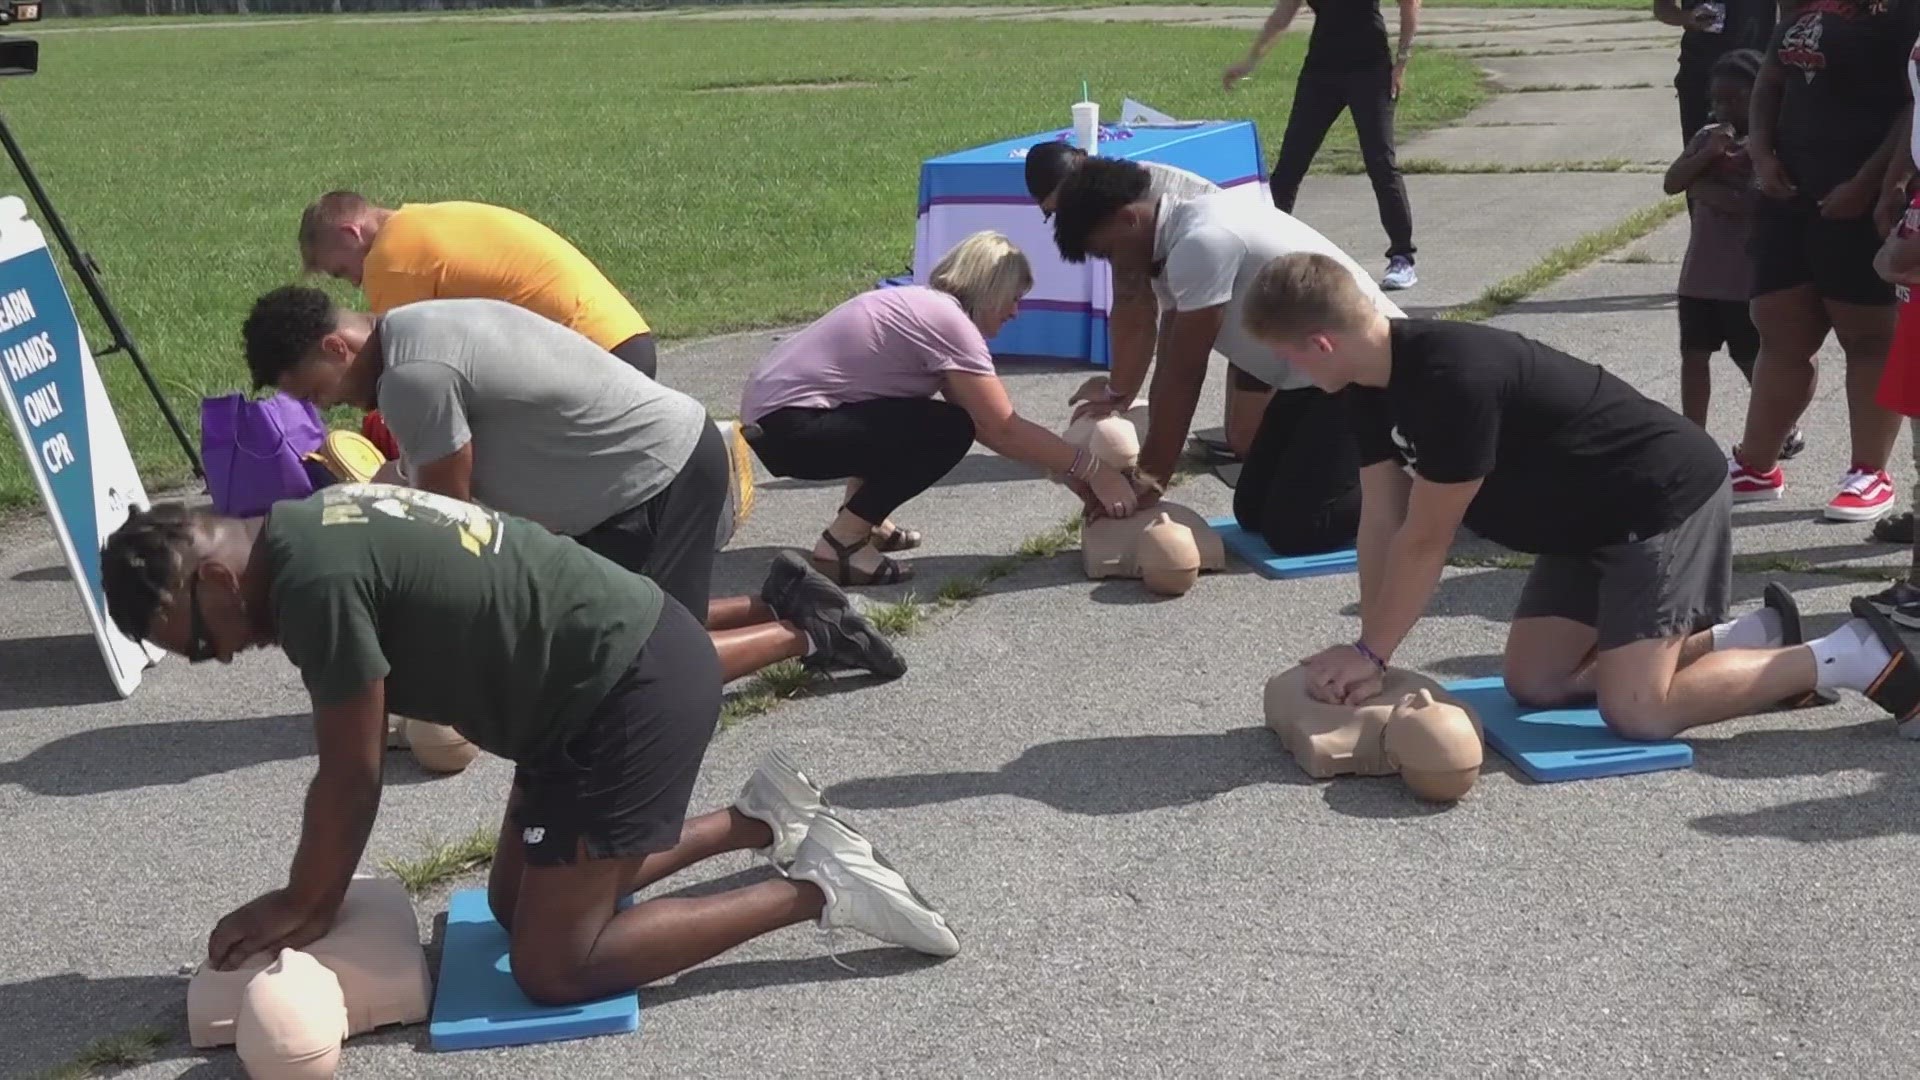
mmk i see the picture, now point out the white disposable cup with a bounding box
[1072,101,1100,154]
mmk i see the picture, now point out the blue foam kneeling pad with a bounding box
[1205,516,1358,579]
[429,888,640,1051]
[1443,676,1693,782]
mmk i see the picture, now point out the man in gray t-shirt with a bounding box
[240,286,908,684]
[373,298,704,536]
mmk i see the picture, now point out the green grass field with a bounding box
[0,18,1483,510]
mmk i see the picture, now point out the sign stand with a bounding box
[0,194,164,697]
[0,110,202,481]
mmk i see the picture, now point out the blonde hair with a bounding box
[929,231,1033,327]
[1242,252,1376,342]
[297,190,377,271]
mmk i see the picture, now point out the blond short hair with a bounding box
[1242,252,1376,342]
[297,190,376,271]
[929,231,1033,325]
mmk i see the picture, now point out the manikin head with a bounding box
[297,190,391,287]
[1048,157,1159,272]
[1023,140,1089,220]
[100,503,276,665]
[928,231,1033,340]
[1242,252,1394,394]
[242,285,380,411]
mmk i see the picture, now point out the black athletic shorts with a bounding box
[575,419,727,623]
[1512,483,1732,652]
[509,595,722,868]
[1677,295,1760,363]
[1750,195,1897,306]
[610,333,658,380]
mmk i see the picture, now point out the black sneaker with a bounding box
[1765,582,1838,706]
[761,550,846,621]
[1779,428,1807,461]
[763,553,908,680]
[1847,597,1920,736]
[1862,579,1920,616]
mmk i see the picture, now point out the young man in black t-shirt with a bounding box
[1240,252,1920,741]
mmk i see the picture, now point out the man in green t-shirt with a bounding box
[99,485,958,1003]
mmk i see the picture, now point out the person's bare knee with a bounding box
[1593,636,1688,741]
[1503,662,1585,709]
[508,936,595,1007]
[1828,305,1896,366]
[1595,690,1681,742]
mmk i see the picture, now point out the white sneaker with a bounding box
[733,749,828,869]
[788,812,960,959]
[1380,256,1417,291]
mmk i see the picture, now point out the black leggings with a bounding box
[1233,386,1362,557]
[611,333,658,380]
[1270,61,1415,261]
[746,397,975,526]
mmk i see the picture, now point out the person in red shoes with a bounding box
[1864,148,1920,622]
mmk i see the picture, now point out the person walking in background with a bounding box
[1661,49,1805,457]
[1725,0,1919,522]
[1654,0,1778,147]
[1223,0,1421,291]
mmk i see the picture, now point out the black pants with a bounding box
[611,333,658,380]
[745,397,975,525]
[575,419,729,624]
[1675,59,1714,147]
[1270,62,1415,261]
[1233,385,1362,557]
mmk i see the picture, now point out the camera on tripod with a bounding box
[0,0,39,78]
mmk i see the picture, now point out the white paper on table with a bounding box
[1119,97,1187,126]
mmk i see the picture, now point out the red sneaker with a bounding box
[1825,466,1897,522]
[1728,450,1784,503]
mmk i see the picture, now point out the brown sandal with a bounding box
[872,526,923,553]
[813,530,913,586]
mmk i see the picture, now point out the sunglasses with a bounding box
[185,568,216,663]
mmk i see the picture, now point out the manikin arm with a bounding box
[1135,304,1228,488]
[1358,476,1482,662]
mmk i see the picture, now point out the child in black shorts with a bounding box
[1662,48,1803,458]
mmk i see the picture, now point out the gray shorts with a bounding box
[1512,483,1732,652]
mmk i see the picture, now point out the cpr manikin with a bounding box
[403,717,480,773]
[235,948,346,1079]
[1136,513,1202,596]
[188,876,431,1049]
[1263,666,1484,802]
[1082,501,1225,582]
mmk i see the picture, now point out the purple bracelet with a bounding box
[1353,640,1388,671]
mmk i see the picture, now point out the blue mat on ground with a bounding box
[1443,676,1693,782]
[429,888,640,1051]
[1205,516,1358,579]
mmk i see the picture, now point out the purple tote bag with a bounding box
[201,392,327,517]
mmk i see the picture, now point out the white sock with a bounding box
[801,635,819,658]
[1809,618,1894,693]
[1710,607,1783,651]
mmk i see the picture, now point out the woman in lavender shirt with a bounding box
[740,232,1143,586]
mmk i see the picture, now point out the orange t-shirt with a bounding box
[361,201,649,350]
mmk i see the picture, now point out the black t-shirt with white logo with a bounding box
[1679,0,1777,64]
[1770,0,1920,199]
[1346,320,1728,555]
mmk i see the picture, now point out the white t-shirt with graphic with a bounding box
[1149,192,1404,391]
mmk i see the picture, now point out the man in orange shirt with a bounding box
[297,192,658,377]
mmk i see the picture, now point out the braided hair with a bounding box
[1710,48,1763,86]
[100,502,205,644]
